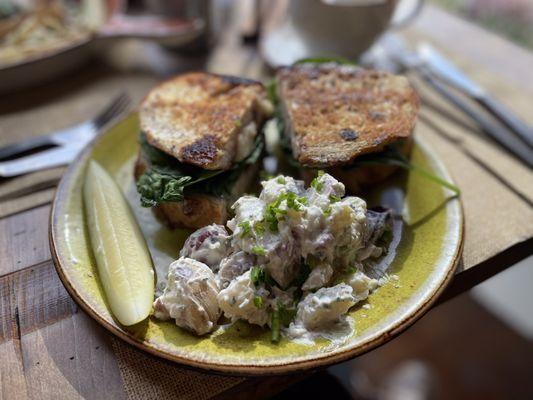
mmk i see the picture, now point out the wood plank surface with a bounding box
[0,205,51,277]
[0,261,126,400]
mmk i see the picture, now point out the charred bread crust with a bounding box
[277,63,420,168]
[140,72,272,171]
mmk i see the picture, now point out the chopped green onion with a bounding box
[329,195,341,203]
[264,195,287,231]
[285,192,307,211]
[250,266,263,285]
[252,245,267,256]
[310,171,325,192]
[345,265,357,275]
[271,308,280,343]
[238,221,252,238]
[276,176,286,184]
[323,206,332,216]
[253,296,264,309]
[253,221,265,235]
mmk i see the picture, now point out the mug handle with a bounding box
[389,0,425,29]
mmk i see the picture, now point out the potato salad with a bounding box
[153,172,393,343]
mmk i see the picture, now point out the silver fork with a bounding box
[0,93,130,178]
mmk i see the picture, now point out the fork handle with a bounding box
[476,95,533,148]
[0,135,55,161]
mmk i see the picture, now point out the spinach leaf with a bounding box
[136,132,264,207]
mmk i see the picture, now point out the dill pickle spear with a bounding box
[84,160,154,326]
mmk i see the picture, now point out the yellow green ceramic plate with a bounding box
[50,114,463,375]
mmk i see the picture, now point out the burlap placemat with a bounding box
[110,338,245,400]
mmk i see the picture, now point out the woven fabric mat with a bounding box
[1,32,532,400]
[110,338,245,400]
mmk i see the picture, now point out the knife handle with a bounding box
[420,71,533,169]
[0,135,55,161]
[476,95,533,148]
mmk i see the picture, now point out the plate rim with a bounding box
[49,114,464,376]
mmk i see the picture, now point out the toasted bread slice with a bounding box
[134,152,258,229]
[277,63,419,167]
[140,72,272,171]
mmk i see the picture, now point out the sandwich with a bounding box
[274,62,420,193]
[135,72,273,229]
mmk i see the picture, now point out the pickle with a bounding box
[84,161,154,326]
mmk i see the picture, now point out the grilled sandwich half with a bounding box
[135,72,273,229]
[276,62,420,192]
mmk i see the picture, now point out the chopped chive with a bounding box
[253,296,264,309]
[271,308,280,343]
[345,266,357,275]
[253,221,265,235]
[323,206,332,216]
[238,221,252,238]
[310,171,325,192]
[250,266,263,285]
[252,245,267,256]
[329,195,341,203]
[276,176,286,184]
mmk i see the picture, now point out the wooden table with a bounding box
[1,4,532,399]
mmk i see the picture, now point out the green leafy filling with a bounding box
[136,132,264,207]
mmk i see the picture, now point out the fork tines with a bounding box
[93,93,131,130]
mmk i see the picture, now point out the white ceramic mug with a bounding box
[288,0,423,59]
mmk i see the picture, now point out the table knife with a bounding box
[418,43,533,148]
